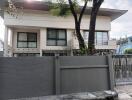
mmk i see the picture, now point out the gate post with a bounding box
[54,54,61,94]
[108,55,115,90]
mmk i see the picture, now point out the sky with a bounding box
[102,0,132,39]
[0,0,131,40]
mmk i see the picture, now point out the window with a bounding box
[83,31,108,45]
[83,31,89,42]
[83,31,96,43]
[14,53,40,57]
[95,31,108,45]
[47,29,67,46]
[17,32,37,48]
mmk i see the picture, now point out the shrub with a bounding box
[124,48,132,54]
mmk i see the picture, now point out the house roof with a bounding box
[6,0,127,21]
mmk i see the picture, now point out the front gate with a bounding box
[113,55,132,85]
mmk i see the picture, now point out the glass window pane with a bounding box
[58,30,66,39]
[83,31,89,42]
[57,40,66,46]
[18,42,27,48]
[48,29,56,39]
[28,42,37,48]
[47,40,56,46]
[18,33,27,41]
[103,32,108,45]
[96,32,103,45]
[95,32,97,44]
[28,33,37,41]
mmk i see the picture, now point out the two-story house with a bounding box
[3,0,127,57]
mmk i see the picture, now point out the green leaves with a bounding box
[50,2,71,17]
[49,0,80,17]
[125,48,132,54]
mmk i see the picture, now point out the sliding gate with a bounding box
[113,55,132,85]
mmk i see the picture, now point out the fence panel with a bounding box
[0,57,54,100]
[113,55,132,85]
[0,56,113,100]
[57,56,114,94]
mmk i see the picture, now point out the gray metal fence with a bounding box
[113,55,132,85]
[0,56,114,100]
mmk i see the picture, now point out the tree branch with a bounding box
[94,0,104,14]
[68,0,78,22]
[79,0,88,24]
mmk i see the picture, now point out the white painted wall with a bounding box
[0,41,3,51]
[4,9,115,55]
[4,10,111,30]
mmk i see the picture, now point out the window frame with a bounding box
[83,30,109,45]
[95,31,109,45]
[47,28,67,46]
[17,32,37,48]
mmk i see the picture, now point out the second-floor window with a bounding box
[47,29,67,46]
[83,31,108,45]
[96,32,108,45]
[17,32,37,48]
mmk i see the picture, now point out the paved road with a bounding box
[9,85,132,100]
[115,85,132,100]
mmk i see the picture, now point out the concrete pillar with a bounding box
[4,26,8,57]
[8,28,13,57]
[40,28,46,56]
[40,49,42,57]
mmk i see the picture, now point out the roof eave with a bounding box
[5,1,128,21]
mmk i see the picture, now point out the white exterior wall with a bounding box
[95,40,117,50]
[4,10,111,30]
[4,10,115,55]
[0,41,3,51]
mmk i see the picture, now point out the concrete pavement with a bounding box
[115,85,132,100]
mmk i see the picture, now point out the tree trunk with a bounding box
[68,0,87,53]
[75,22,86,49]
[88,8,97,54]
[88,0,104,55]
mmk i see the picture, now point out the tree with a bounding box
[51,0,104,55]
[3,0,21,18]
[88,0,104,54]
[50,0,92,54]
[67,0,91,53]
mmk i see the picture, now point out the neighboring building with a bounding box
[116,36,132,54]
[3,1,127,57]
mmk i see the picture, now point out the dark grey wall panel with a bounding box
[61,68,109,94]
[59,56,107,66]
[0,57,54,100]
[0,51,3,57]
[0,56,114,100]
[59,56,111,94]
